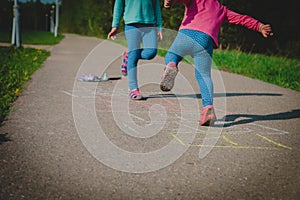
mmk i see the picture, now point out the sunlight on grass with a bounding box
[213,50,300,91]
[0,30,64,45]
[0,46,50,122]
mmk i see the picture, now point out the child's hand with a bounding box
[259,24,273,38]
[157,31,163,41]
[164,0,179,8]
[107,27,118,40]
[164,0,173,8]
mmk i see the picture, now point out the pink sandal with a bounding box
[129,88,143,100]
[200,105,217,126]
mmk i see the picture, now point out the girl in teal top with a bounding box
[108,0,163,100]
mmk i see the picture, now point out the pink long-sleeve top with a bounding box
[178,0,261,47]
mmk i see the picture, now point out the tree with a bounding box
[60,0,114,36]
[0,0,13,31]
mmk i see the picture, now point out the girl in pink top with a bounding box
[160,0,273,126]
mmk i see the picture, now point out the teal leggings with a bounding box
[165,29,214,107]
[125,24,158,90]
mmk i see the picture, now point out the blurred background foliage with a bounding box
[0,0,299,59]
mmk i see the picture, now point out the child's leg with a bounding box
[171,29,215,125]
[121,51,128,76]
[193,52,213,107]
[165,30,193,65]
[124,25,142,91]
[189,31,216,125]
[141,27,158,60]
[160,31,192,91]
[165,51,182,66]
[182,29,213,107]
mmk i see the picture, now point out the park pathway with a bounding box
[0,34,299,199]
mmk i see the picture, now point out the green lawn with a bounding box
[157,49,300,91]
[0,30,64,123]
[213,50,300,91]
[0,30,64,45]
[0,46,50,122]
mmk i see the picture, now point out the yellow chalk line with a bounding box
[173,132,239,146]
[171,132,292,150]
[172,134,221,145]
[198,135,239,146]
[171,134,187,146]
[222,135,238,146]
[190,144,279,150]
[256,134,292,150]
[179,131,249,135]
[172,134,273,150]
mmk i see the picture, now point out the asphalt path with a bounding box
[0,34,299,199]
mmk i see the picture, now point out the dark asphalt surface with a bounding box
[0,34,299,199]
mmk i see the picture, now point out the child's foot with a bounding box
[121,51,128,76]
[160,62,178,92]
[129,88,143,100]
[200,105,217,126]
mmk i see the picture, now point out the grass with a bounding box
[0,30,64,45]
[0,46,50,122]
[212,50,300,91]
[155,48,300,91]
[0,30,64,123]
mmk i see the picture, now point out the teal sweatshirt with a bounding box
[111,0,162,30]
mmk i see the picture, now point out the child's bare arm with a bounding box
[259,24,273,38]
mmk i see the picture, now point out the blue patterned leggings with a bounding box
[125,24,158,90]
[165,29,214,107]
